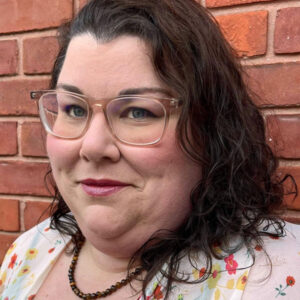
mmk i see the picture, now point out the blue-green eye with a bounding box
[65,105,87,118]
[121,107,156,120]
[130,108,150,119]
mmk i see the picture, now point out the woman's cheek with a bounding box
[46,135,79,169]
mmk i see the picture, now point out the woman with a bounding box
[0,0,299,299]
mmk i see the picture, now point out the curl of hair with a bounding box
[47,0,296,298]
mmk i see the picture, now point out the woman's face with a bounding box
[47,33,201,257]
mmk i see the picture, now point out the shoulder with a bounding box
[253,222,300,268]
[151,243,254,300]
[0,217,71,297]
[243,222,300,300]
[1,217,67,265]
[150,223,300,300]
[1,218,53,264]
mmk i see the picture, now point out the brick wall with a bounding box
[0,0,299,263]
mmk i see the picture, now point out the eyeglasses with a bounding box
[30,90,182,146]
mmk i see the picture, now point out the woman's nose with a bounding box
[79,112,121,163]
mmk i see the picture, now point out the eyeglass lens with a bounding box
[39,92,167,145]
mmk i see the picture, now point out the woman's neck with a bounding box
[82,239,136,274]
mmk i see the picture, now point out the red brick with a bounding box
[206,0,274,8]
[245,62,300,107]
[79,0,89,10]
[0,161,50,196]
[281,210,300,225]
[0,79,49,116]
[274,7,300,54]
[0,40,18,75]
[24,201,51,230]
[216,11,268,57]
[0,199,20,231]
[0,122,17,155]
[23,36,59,74]
[277,166,300,210]
[0,233,19,265]
[266,115,300,159]
[21,122,47,157]
[0,0,73,34]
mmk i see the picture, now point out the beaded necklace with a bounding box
[68,241,143,299]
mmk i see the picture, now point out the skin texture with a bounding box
[47,34,201,270]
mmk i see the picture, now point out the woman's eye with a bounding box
[122,107,156,120]
[64,105,87,118]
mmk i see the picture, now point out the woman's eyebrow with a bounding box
[119,87,172,97]
[56,84,172,98]
[56,83,84,95]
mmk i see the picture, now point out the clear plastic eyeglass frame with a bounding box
[30,90,182,146]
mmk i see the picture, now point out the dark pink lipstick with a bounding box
[80,179,130,197]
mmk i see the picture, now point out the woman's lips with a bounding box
[80,179,130,197]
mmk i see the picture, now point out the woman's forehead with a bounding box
[58,34,165,98]
[64,33,151,68]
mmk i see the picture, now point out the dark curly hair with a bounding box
[46,0,294,297]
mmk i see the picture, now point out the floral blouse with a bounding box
[0,218,299,300]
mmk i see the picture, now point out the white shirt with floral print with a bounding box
[0,218,299,300]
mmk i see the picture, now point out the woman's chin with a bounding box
[75,204,137,240]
